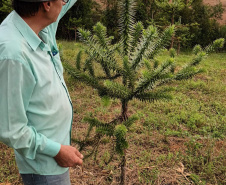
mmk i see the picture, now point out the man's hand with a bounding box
[54,145,83,167]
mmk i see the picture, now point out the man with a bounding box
[0,0,83,184]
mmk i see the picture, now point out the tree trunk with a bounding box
[170,37,174,49]
[74,27,77,42]
[120,154,126,185]
[121,100,128,121]
[177,40,180,55]
[170,13,175,48]
[120,99,128,185]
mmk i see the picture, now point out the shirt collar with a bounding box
[11,11,45,51]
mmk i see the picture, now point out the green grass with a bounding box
[0,41,225,184]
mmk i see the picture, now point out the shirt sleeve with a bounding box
[46,0,78,48]
[0,59,61,159]
[46,0,78,31]
[58,0,78,20]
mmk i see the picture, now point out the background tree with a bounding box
[219,25,226,50]
[100,0,119,41]
[57,0,101,40]
[135,0,157,27]
[1,0,225,50]
[0,0,12,23]
[181,0,224,47]
[154,0,194,48]
[63,0,224,184]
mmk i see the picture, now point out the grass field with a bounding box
[0,41,225,184]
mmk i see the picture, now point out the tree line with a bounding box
[1,0,226,50]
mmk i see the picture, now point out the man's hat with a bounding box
[16,0,52,2]
[16,0,69,4]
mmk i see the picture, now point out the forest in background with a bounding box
[0,0,226,51]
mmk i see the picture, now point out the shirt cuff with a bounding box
[42,139,61,157]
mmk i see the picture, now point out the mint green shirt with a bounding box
[0,0,77,175]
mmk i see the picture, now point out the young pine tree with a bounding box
[63,0,224,184]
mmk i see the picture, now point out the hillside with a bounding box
[95,0,226,25]
[204,0,226,24]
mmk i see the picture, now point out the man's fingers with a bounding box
[74,156,83,166]
[74,148,83,159]
[72,147,83,165]
[54,145,83,167]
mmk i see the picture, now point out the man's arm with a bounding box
[0,59,61,158]
[46,0,78,58]
[0,59,82,166]
[58,0,78,21]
